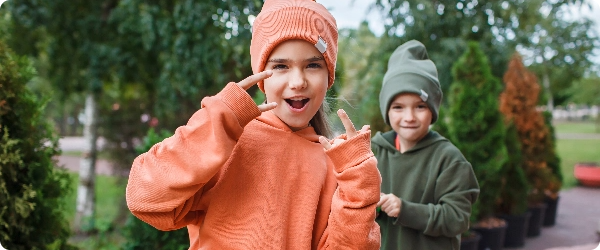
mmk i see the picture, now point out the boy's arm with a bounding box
[126,82,261,231]
[318,132,382,249]
[397,161,479,237]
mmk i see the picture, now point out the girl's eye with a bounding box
[391,105,403,110]
[272,64,288,70]
[417,104,428,109]
[307,63,323,69]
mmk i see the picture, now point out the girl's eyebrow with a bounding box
[267,56,325,63]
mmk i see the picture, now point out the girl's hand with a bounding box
[236,70,277,112]
[377,193,402,218]
[319,109,370,150]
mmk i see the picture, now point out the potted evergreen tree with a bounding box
[499,53,551,238]
[444,42,507,250]
[541,111,562,226]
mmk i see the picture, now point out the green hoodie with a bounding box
[372,130,479,250]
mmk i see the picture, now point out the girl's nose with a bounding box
[288,69,307,89]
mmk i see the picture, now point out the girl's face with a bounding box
[263,39,329,131]
[387,93,432,151]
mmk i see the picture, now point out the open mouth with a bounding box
[285,98,310,111]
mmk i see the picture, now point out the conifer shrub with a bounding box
[499,53,551,205]
[445,41,507,223]
[0,40,75,249]
[541,111,562,199]
[121,128,189,250]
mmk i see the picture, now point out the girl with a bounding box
[125,0,381,249]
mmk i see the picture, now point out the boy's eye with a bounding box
[417,104,428,109]
[391,105,403,110]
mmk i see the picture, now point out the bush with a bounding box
[444,41,507,222]
[0,40,75,249]
[121,128,189,250]
[499,53,552,205]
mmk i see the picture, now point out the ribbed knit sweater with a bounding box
[126,83,381,249]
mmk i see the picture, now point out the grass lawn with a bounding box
[553,120,600,134]
[555,139,600,189]
[63,172,128,249]
[554,120,600,189]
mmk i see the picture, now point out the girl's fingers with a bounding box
[337,109,357,138]
[319,136,332,150]
[236,70,273,90]
[258,102,277,112]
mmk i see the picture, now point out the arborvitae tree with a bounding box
[541,111,562,200]
[499,53,551,205]
[446,41,507,223]
[495,122,529,215]
[0,41,75,249]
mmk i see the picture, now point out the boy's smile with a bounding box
[263,39,329,131]
[387,93,432,152]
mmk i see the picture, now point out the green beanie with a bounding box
[379,40,442,125]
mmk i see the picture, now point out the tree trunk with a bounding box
[542,71,554,112]
[74,92,98,232]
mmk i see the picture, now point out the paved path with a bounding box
[524,187,600,250]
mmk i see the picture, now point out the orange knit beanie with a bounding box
[250,0,338,92]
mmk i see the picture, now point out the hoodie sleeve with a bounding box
[397,161,480,237]
[125,82,261,231]
[318,131,382,249]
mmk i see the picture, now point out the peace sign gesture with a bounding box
[236,70,278,112]
[319,109,370,150]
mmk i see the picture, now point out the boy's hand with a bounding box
[319,109,370,150]
[377,193,402,218]
[236,70,277,112]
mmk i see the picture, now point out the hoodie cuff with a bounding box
[326,132,374,173]
[397,200,429,230]
[217,82,261,127]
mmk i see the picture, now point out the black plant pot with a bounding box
[460,230,482,250]
[499,212,531,248]
[543,196,560,227]
[527,203,547,237]
[472,223,508,250]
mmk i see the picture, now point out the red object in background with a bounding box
[574,162,600,187]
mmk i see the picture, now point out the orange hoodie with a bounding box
[126,82,381,249]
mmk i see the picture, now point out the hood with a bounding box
[256,111,321,143]
[372,130,447,153]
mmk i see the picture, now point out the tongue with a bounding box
[290,100,305,109]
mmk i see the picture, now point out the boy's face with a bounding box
[388,93,432,149]
[263,39,329,131]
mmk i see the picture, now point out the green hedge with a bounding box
[0,40,75,249]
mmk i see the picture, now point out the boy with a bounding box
[373,40,480,250]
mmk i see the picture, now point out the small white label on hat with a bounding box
[315,36,327,53]
[420,89,429,102]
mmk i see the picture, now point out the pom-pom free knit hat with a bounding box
[250,0,338,92]
[379,40,442,125]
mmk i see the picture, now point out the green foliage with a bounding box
[121,128,189,250]
[495,123,529,215]
[371,0,597,107]
[445,42,507,221]
[541,111,562,198]
[567,76,600,106]
[0,40,75,249]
